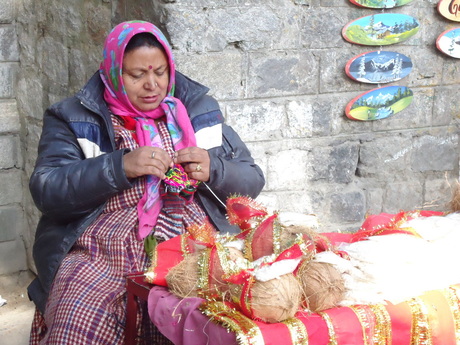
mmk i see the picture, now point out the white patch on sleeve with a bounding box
[195,123,222,150]
[77,138,105,158]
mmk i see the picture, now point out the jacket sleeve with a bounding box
[29,102,132,222]
[202,123,265,203]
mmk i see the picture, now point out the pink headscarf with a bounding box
[100,21,196,239]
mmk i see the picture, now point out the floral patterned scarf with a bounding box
[99,20,196,239]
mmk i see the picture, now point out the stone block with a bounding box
[319,49,359,94]
[0,0,14,23]
[0,240,27,275]
[284,99,314,138]
[257,190,315,216]
[68,47,100,92]
[0,136,19,169]
[416,6,449,45]
[175,51,244,100]
[411,134,457,172]
[424,177,457,212]
[271,7,305,50]
[330,190,365,223]
[0,171,22,205]
[364,188,384,216]
[164,0,266,6]
[433,86,460,126]
[36,37,69,96]
[168,6,281,52]
[208,7,281,51]
[357,135,413,178]
[0,100,20,134]
[0,206,21,242]
[383,180,423,213]
[244,141,268,180]
[226,100,286,142]
[15,77,45,122]
[0,62,18,98]
[266,149,310,191]
[407,49,443,88]
[0,25,19,61]
[247,50,318,98]
[310,141,359,183]
[300,7,349,49]
[441,56,460,86]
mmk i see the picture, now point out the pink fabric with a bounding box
[148,286,237,345]
[99,21,196,239]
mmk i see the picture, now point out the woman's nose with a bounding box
[144,73,158,89]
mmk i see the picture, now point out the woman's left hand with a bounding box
[174,147,210,182]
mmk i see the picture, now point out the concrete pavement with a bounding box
[0,271,35,345]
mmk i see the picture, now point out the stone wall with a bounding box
[0,0,27,275]
[6,0,460,273]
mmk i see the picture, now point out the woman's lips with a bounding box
[142,95,159,103]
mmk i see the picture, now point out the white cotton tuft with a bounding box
[252,258,302,282]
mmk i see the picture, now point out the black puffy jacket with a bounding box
[28,71,265,313]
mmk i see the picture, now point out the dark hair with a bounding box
[125,32,166,55]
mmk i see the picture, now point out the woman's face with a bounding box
[122,46,169,112]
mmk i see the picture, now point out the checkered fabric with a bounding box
[29,116,173,345]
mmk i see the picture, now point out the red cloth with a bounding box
[148,284,460,345]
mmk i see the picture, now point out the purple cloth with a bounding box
[148,286,237,345]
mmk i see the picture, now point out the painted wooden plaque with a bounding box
[342,13,420,46]
[437,0,460,22]
[349,0,414,9]
[436,27,460,58]
[345,86,413,121]
[345,51,412,84]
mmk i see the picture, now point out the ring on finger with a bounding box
[151,151,155,159]
[196,164,202,172]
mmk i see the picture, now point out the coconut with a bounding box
[229,273,302,323]
[165,251,200,298]
[166,247,245,300]
[297,260,345,312]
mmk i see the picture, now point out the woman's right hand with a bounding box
[123,146,173,179]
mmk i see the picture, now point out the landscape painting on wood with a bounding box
[342,13,420,46]
[345,86,413,121]
[349,0,414,9]
[436,27,460,58]
[345,51,413,84]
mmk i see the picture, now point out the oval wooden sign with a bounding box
[436,27,460,58]
[345,51,413,84]
[437,0,460,22]
[342,13,420,46]
[349,0,414,9]
[345,86,413,121]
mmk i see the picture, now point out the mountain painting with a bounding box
[345,86,413,121]
[342,13,420,46]
[345,51,413,84]
[436,27,460,58]
[350,0,414,9]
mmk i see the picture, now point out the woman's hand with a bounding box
[123,146,173,179]
[175,147,210,182]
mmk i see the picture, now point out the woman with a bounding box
[28,20,265,344]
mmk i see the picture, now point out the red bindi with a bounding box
[148,65,153,70]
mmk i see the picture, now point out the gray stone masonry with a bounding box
[0,0,458,276]
[0,0,27,276]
